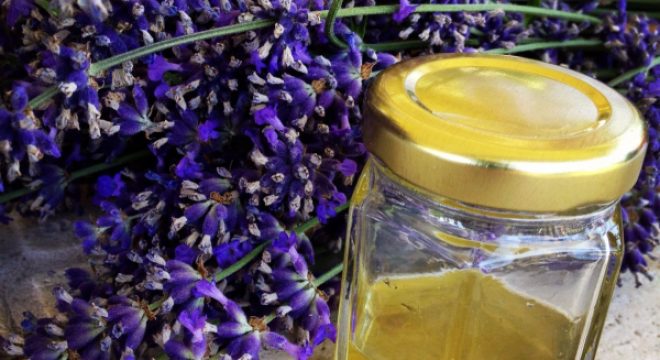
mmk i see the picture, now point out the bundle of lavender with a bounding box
[0,0,658,359]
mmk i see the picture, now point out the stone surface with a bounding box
[599,267,660,360]
[0,213,87,336]
[0,213,658,359]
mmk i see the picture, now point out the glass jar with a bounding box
[335,55,647,360]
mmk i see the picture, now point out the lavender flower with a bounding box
[195,280,313,360]
[260,232,335,346]
[394,0,418,24]
[164,309,208,360]
[1,1,660,359]
[107,297,148,350]
[164,260,204,304]
[0,85,60,184]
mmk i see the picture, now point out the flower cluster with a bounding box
[0,0,659,358]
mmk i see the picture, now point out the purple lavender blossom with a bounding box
[165,309,208,360]
[164,260,204,304]
[394,0,418,24]
[195,280,313,359]
[108,297,148,350]
[1,1,660,359]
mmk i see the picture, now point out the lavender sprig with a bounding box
[0,1,659,359]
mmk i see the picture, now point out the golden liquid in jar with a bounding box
[344,270,585,360]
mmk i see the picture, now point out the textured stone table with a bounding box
[1,214,658,359]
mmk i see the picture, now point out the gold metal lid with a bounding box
[364,54,647,212]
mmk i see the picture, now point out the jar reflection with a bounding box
[336,160,623,360]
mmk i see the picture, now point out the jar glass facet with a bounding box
[335,159,623,360]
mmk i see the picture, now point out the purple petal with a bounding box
[262,331,312,360]
[124,317,146,349]
[198,120,219,142]
[337,159,358,177]
[168,282,197,304]
[288,287,315,314]
[224,300,248,325]
[10,84,28,111]
[179,309,206,343]
[65,319,104,350]
[194,280,229,305]
[227,332,260,360]
[108,306,143,333]
[311,323,336,346]
[393,0,417,23]
[24,334,67,360]
[274,282,307,302]
[199,178,232,194]
[33,131,61,157]
[272,232,296,252]
[216,322,250,339]
[148,56,183,81]
[175,244,198,264]
[250,50,266,72]
[165,340,194,360]
[214,240,252,268]
[117,103,143,122]
[263,127,279,148]
[202,206,220,236]
[132,85,149,115]
[254,107,284,131]
[165,260,202,303]
[7,0,33,27]
[175,154,203,180]
[184,202,211,222]
[166,260,202,283]
[74,221,98,253]
[119,120,146,136]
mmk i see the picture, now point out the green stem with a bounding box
[332,4,602,24]
[67,150,151,182]
[325,0,347,49]
[333,4,601,49]
[148,205,350,313]
[593,68,620,80]
[366,38,602,55]
[264,312,278,324]
[601,0,660,4]
[265,261,344,324]
[484,38,602,54]
[312,262,343,287]
[213,240,271,282]
[0,150,151,205]
[26,3,602,106]
[295,202,350,234]
[28,86,59,109]
[88,19,276,76]
[89,4,601,74]
[35,0,58,16]
[590,8,660,19]
[213,203,350,282]
[366,40,427,52]
[148,296,167,312]
[607,56,660,87]
[154,352,169,360]
[523,0,542,26]
[0,187,34,205]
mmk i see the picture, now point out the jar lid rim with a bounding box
[364,54,647,212]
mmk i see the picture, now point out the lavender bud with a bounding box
[58,82,77,98]
[53,287,73,304]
